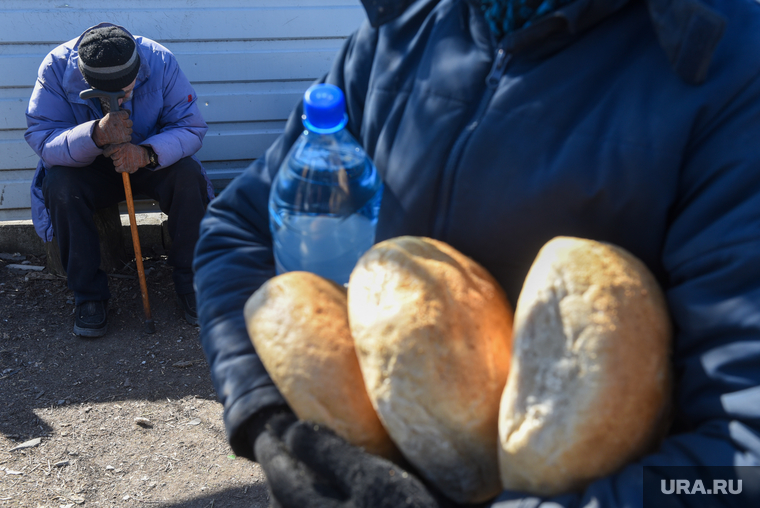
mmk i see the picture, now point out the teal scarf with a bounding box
[480,0,576,39]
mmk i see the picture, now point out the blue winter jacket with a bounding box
[194,0,760,505]
[25,22,214,242]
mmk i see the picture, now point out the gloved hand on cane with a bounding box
[92,110,132,147]
[103,143,149,174]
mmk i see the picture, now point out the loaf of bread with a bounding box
[498,237,672,496]
[244,271,398,459]
[348,236,514,504]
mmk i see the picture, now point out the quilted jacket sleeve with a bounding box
[193,23,378,460]
[24,52,102,168]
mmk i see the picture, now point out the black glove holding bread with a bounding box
[255,412,468,508]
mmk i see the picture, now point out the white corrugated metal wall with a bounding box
[0,0,366,221]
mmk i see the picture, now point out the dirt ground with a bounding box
[0,252,271,508]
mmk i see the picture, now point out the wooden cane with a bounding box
[122,171,156,333]
[80,88,155,333]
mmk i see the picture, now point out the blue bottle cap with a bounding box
[302,84,348,134]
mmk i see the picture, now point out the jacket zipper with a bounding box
[487,48,511,89]
[432,46,513,239]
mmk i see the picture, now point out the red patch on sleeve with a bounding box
[188,94,192,102]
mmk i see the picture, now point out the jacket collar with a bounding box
[645,0,725,84]
[562,0,726,84]
[363,0,725,84]
[61,22,151,104]
[361,0,421,27]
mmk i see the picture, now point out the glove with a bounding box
[255,414,464,508]
[104,143,149,174]
[92,110,132,147]
[244,405,295,462]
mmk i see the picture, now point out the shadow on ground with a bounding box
[0,253,269,507]
[1,255,214,441]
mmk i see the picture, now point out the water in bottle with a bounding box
[269,83,383,285]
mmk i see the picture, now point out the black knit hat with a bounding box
[77,26,140,92]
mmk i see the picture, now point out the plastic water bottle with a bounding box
[269,83,383,285]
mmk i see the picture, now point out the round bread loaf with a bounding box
[498,237,672,496]
[348,236,514,504]
[244,271,398,459]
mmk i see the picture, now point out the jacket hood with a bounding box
[362,0,726,84]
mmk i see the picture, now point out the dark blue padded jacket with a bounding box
[194,0,760,505]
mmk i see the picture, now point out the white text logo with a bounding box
[661,479,742,495]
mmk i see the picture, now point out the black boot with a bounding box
[176,292,198,326]
[74,300,108,338]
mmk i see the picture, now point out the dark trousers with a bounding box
[42,156,209,305]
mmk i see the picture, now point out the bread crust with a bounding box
[348,236,514,504]
[498,237,672,496]
[244,271,398,458]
